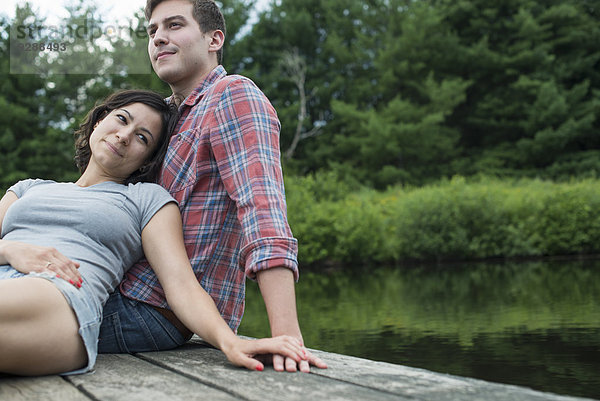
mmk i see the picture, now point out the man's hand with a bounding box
[272,346,327,373]
[221,335,308,371]
[256,267,328,372]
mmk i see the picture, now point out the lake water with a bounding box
[238,258,600,399]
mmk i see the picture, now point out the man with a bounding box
[97,0,326,373]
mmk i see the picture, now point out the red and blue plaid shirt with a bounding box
[119,66,299,331]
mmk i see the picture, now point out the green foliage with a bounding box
[2,1,600,259]
[234,0,600,186]
[327,73,470,188]
[284,176,600,266]
[0,8,78,190]
[284,171,362,264]
[442,0,600,180]
[3,0,600,190]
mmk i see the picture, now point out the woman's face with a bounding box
[88,102,163,182]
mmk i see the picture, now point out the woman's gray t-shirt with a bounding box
[1,179,175,314]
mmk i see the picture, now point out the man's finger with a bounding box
[284,356,297,372]
[299,359,310,373]
[272,354,285,372]
[308,351,328,369]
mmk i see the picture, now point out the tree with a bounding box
[1,1,170,189]
[279,48,324,160]
[314,0,470,187]
[0,5,77,189]
[232,0,600,185]
[439,0,600,178]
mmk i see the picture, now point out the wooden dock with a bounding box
[1,336,596,401]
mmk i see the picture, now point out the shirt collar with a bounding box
[170,65,227,109]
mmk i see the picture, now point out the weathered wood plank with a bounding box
[1,339,596,401]
[66,353,238,401]
[138,340,406,401]
[308,349,597,401]
[0,375,89,401]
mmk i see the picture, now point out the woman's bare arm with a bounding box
[0,191,81,285]
[141,203,306,370]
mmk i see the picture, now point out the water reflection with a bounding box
[239,259,600,399]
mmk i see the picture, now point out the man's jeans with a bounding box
[98,291,188,353]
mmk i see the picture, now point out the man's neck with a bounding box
[169,64,219,106]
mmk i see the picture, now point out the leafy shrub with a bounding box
[284,175,600,267]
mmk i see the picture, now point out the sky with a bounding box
[3,0,271,76]
[0,0,147,24]
[0,0,270,25]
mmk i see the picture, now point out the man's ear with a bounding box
[208,29,225,53]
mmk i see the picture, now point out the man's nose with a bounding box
[152,27,168,46]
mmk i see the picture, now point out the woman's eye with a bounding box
[117,114,127,123]
[137,134,149,144]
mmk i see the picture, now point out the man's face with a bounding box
[147,0,212,89]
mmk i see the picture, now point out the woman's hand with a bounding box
[220,335,308,371]
[0,240,82,288]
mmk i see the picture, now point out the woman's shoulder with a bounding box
[125,182,177,228]
[126,182,175,204]
[127,181,169,194]
[7,178,57,197]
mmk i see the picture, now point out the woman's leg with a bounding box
[0,276,87,375]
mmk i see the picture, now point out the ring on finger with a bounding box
[45,261,52,268]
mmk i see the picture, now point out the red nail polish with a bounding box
[56,274,60,278]
[69,279,75,285]
[256,365,263,371]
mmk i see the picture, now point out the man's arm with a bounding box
[257,267,327,372]
[212,77,325,372]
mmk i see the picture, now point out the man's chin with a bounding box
[153,67,179,84]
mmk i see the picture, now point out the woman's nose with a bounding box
[115,131,131,145]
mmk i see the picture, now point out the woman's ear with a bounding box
[94,110,109,129]
[139,163,151,173]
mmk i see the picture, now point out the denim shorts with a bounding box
[98,291,188,353]
[0,265,101,375]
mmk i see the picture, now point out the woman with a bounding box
[0,90,306,376]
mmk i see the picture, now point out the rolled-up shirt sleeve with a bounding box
[210,77,299,281]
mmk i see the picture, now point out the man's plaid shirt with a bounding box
[119,66,299,331]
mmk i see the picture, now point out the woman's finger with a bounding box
[44,260,82,288]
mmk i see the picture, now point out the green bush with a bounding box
[284,175,600,266]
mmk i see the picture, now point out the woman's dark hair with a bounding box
[74,89,178,184]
